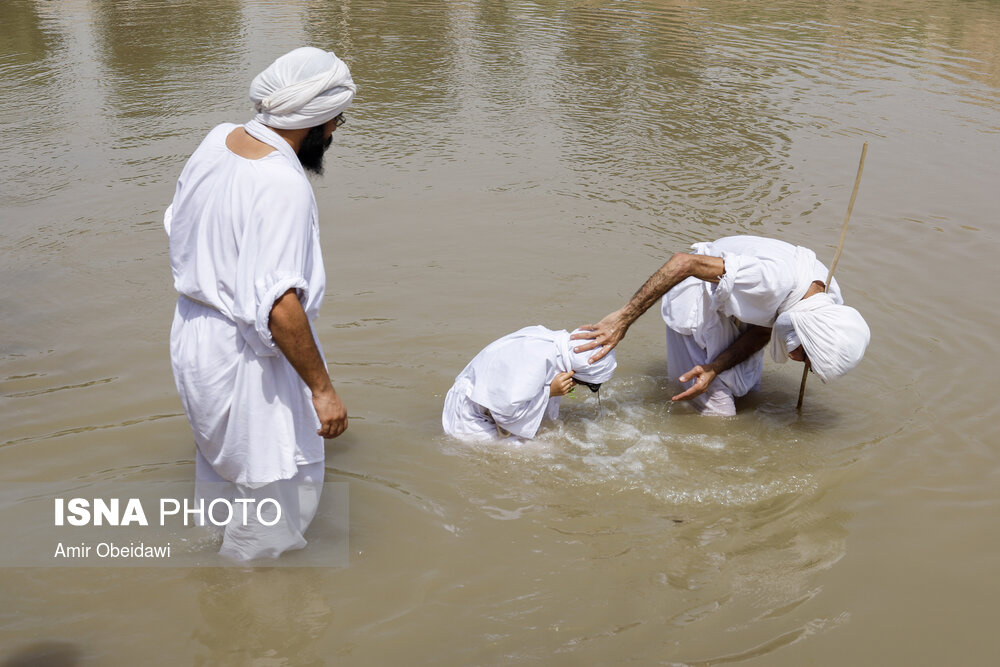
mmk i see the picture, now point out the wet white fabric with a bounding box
[558,328,620,384]
[166,121,326,486]
[250,47,356,130]
[661,236,844,408]
[665,327,743,416]
[442,376,505,439]
[195,450,323,561]
[442,326,617,439]
[782,293,871,382]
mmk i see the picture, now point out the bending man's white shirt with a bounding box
[661,236,845,416]
[443,326,617,439]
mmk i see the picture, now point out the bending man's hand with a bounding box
[571,310,627,363]
[672,364,718,402]
[312,387,348,439]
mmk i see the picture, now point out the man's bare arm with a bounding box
[269,289,348,439]
[573,252,726,362]
[672,325,772,402]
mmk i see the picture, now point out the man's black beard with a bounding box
[297,124,333,175]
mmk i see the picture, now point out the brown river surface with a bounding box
[2,0,1000,664]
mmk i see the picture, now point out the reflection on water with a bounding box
[2,0,1000,664]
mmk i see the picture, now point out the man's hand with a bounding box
[671,325,771,404]
[312,387,348,439]
[672,364,718,402]
[270,289,349,440]
[571,310,627,363]
[549,371,576,397]
[571,253,725,364]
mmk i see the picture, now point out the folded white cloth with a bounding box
[250,47,356,130]
[777,293,870,382]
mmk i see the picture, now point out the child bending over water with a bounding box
[442,326,617,440]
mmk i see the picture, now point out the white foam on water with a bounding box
[444,381,821,511]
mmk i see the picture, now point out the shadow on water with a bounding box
[1,642,80,667]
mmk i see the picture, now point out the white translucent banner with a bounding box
[0,482,349,567]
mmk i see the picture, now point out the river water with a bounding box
[2,0,999,664]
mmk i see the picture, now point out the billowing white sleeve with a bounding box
[710,252,796,327]
[235,178,315,354]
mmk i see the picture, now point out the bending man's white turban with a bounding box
[770,293,870,383]
[250,47,356,130]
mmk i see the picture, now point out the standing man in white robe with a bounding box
[165,47,355,559]
[572,236,870,416]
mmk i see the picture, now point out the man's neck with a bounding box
[801,280,827,300]
[266,125,309,153]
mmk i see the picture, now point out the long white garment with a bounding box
[166,119,326,486]
[442,326,617,439]
[195,450,323,561]
[661,236,842,405]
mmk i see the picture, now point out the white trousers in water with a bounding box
[195,449,324,561]
[666,328,742,417]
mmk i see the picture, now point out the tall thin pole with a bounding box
[796,142,868,411]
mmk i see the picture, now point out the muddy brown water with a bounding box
[2,0,999,664]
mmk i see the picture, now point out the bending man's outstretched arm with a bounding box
[573,252,725,362]
[270,289,348,439]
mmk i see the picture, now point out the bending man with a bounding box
[572,236,870,416]
[165,47,355,558]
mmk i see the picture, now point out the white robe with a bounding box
[442,326,617,439]
[661,236,842,415]
[166,120,326,486]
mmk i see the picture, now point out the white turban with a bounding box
[561,329,618,385]
[250,47,356,130]
[770,293,870,382]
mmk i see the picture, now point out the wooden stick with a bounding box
[796,141,868,411]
